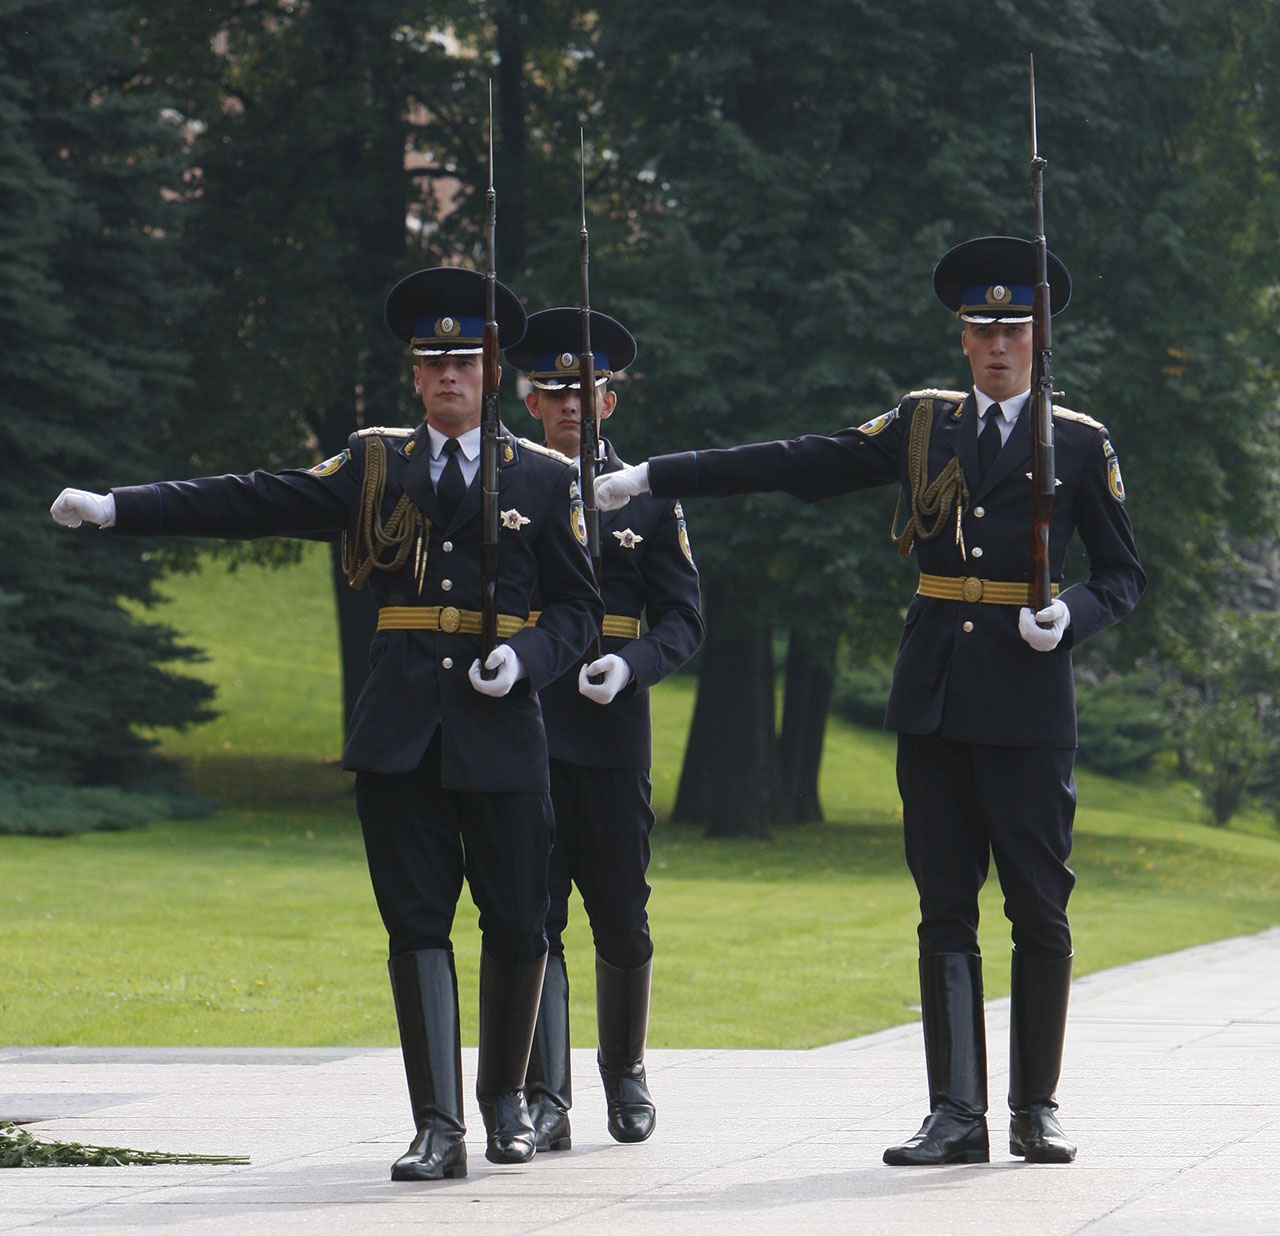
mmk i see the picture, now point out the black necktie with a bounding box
[978,404,1002,481]
[437,437,466,522]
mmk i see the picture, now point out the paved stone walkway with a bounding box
[3,928,1278,1235]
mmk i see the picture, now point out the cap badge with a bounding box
[988,285,1010,306]
[557,351,577,373]
[435,316,461,339]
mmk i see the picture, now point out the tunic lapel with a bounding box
[977,403,1032,499]
[398,425,443,524]
[946,393,982,491]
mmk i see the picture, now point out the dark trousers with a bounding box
[357,734,554,964]
[546,759,654,970]
[896,733,1077,958]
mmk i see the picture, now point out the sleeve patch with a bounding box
[1103,440,1126,504]
[857,408,899,436]
[569,478,588,546]
[310,450,350,476]
[675,499,695,565]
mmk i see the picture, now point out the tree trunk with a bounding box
[775,627,837,824]
[673,617,776,839]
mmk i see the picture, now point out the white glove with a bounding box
[594,463,650,512]
[578,654,634,705]
[468,644,527,697]
[1018,599,1070,652]
[50,489,116,529]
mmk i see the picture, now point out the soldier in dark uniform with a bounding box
[503,308,703,1150]
[595,237,1146,1166]
[50,267,604,1182]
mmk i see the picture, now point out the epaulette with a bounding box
[356,425,415,438]
[1052,405,1104,430]
[907,388,967,403]
[517,437,574,466]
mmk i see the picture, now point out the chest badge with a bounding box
[501,508,531,531]
[612,528,644,549]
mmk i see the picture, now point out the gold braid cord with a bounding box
[341,435,428,590]
[890,397,971,558]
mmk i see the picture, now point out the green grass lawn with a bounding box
[3,543,1278,1048]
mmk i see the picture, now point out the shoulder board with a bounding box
[1052,405,1104,430]
[517,437,574,465]
[355,425,414,438]
[907,388,967,403]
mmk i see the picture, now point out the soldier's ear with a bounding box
[598,389,618,420]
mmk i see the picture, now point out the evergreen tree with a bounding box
[0,0,214,831]
[587,0,1280,834]
[135,0,541,729]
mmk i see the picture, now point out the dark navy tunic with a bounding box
[536,441,703,967]
[110,421,603,792]
[645,389,1145,957]
[646,390,1145,748]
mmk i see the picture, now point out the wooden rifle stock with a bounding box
[479,87,501,675]
[578,130,603,665]
[1028,54,1054,614]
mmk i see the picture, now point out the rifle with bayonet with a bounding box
[577,129,603,665]
[1028,53,1055,615]
[479,83,501,675]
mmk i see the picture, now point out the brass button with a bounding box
[441,657,454,669]
[439,606,461,633]
[962,621,974,633]
[961,577,984,603]
[442,541,453,553]
[441,579,453,591]
[971,546,984,558]
[974,506,986,518]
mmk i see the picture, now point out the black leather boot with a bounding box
[596,953,655,1144]
[387,949,468,1181]
[1008,949,1077,1163]
[525,952,573,1151]
[476,949,546,1165]
[884,952,989,1165]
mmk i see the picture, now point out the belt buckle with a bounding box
[439,606,461,634]
[961,577,983,603]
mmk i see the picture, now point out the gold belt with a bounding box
[917,573,1059,606]
[525,611,641,639]
[377,606,527,638]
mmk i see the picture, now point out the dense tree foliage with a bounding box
[0,0,214,831]
[6,0,1278,832]
[584,0,1280,830]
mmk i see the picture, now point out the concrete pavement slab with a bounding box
[2,928,1277,1235]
